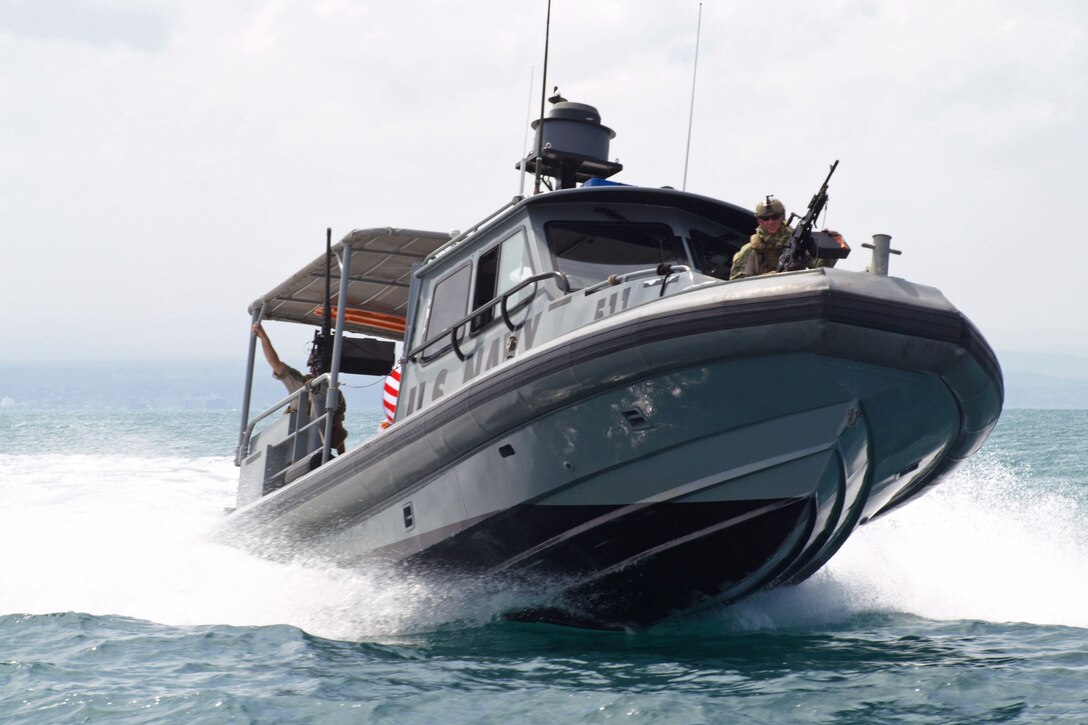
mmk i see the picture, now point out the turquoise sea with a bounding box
[1,364,1086,723]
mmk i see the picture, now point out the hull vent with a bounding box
[621,408,653,431]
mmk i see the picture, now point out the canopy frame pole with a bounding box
[235,304,265,466]
[322,242,353,464]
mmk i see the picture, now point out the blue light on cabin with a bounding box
[582,178,629,188]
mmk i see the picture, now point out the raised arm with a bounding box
[252,323,286,376]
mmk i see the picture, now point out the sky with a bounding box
[1,0,1085,364]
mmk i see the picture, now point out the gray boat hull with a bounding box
[225,269,1002,629]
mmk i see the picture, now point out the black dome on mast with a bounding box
[518,99,623,190]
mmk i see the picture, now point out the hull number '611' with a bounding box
[594,288,631,320]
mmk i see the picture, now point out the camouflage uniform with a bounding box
[729,224,795,280]
[275,364,348,452]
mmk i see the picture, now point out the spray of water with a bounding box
[720,452,1088,631]
[2,450,1084,640]
[0,454,522,641]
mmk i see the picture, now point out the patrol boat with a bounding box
[226,100,1003,629]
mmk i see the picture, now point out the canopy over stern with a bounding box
[249,227,449,340]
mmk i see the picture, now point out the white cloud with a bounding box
[0,0,173,51]
[1,0,1085,360]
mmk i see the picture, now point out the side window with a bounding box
[496,230,534,305]
[422,263,471,354]
[689,228,743,280]
[471,230,534,332]
[471,247,500,331]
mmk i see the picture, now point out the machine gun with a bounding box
[776,160,849,272]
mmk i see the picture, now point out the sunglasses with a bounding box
[758,214,783,221]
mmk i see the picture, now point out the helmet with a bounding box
[755,196,785,217]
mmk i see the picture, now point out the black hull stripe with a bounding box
[477,497,814,629]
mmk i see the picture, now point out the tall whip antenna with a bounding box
[519,65,535,197]
[682,3,703,191]
[533,0,552,195]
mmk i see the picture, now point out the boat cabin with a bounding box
[234,100,757,507]
[399,186,756,414]
[233,187,755,505]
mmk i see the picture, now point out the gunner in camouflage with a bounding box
[730,196,795,279]
[731,195,839,279]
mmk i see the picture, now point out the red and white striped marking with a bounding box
[382,365,401,425]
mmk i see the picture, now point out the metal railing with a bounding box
[404,264,695,365]
[581,264,693,297]
[406,271,571,363]
[423,196,526,265]
[235,373,332,482]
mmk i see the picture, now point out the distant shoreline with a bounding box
[1,357,1085,411]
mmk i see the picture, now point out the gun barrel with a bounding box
[818,160,839,194]
[804,160,838,222]
[776,160,840,273]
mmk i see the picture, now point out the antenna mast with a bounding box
[533,0,552,195]
[519,65,535,197]
[682,3,703,191]
[323,227,332,339]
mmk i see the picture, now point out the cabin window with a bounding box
[422,262,471,352]
[688,228,744,280]
[498,231,534,301]
[472,248,500,330]
[471,229,534,331]
[544,221,686,290]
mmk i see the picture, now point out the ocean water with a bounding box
[1,403,1086,723]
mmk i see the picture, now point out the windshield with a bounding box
[688,227,747,280]
[544,220,687,290]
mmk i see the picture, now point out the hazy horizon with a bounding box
[1,353,1085,411]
